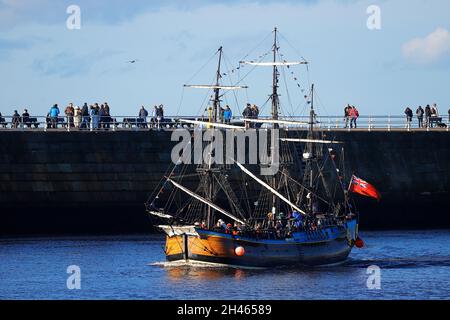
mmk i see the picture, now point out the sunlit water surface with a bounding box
[0,231,449,300]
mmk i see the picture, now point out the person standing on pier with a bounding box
[404,107,413,129]
[156,105,165,129]
[139,106,148,128]
[90,104,100,130]
[65,103,75,128]
[425,105,431,128]
[344,105,351,128]
[12,110,20,128]
[22,109,30,128]
[0,112,6,128]
[74,106,81,128]
[80,103,89,129]
[416,106,424,128]
[49,104,60,129]
[349,106,359,129]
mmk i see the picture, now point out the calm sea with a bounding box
[0,230,449,300]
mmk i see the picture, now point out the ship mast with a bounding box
[206,46,223,228]
[213,47,223,122]
[308,84,315,213]
[271,27,280,214]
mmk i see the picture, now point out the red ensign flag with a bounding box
[349,176,381,201]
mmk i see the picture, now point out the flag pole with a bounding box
[347,174,355,193]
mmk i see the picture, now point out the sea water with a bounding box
[0,230,449,300]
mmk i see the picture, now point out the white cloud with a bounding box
[402,27,450,64]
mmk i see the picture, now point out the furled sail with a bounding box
[240,61,308,66]
[281,138,343,144]
[234,161,307,216]
[184,85,248,90]
[148,211,173,219]
[168,178,247,225]
[179,119,246,130]
[243,118,309,126]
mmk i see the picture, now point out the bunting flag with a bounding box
[349,175,381,201]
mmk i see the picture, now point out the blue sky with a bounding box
[1,0,449,117]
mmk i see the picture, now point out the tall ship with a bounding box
[146,28,368,268]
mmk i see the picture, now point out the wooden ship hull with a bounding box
[160,219,358,268]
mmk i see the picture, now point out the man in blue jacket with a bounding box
[49,104,60,129]
[223,105,232,124]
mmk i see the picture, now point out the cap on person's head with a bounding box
[53,104,58,107]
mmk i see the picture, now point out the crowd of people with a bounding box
[193,209,349,240]
[2,102,449,130]
[0,103,166,130]
[405,104,449,129]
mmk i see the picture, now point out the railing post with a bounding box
[388,115,391,132]
[328,118,331,131]
[368,116,372,132]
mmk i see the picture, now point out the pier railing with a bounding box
[0,115,448,131]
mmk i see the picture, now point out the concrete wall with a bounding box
[0,130,448,235]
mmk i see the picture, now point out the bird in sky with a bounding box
[127,59,139,64]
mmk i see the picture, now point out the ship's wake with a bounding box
[346,256,450,269]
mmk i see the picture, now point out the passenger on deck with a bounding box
[225,223,233,234]
[267,212,275,228]
[216,219,227,231]
[251,104,260,128]
[223,105,232,124]
[242,104,252,129]
[292,211,303,229]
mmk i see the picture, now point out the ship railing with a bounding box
[0,115,448,131]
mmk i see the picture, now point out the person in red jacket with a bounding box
[349,106,359,129]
